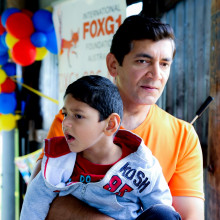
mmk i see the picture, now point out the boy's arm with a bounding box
[140,165,173,211]
[29,159,42,183]
[46,195,115,220]
[20,171,58,220]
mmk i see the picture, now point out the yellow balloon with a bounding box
[0,114,16,131]
[0,69,7,84]
[8,49,12,59]
[35,47,48,61]
[5,33,19,49]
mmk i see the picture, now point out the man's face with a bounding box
[115,39,173,106]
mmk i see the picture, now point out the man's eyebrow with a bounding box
[135,53,172,62]
[135,53,152,59]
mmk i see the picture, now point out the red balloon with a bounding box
[6,12,34,39]
[0,16,6,35]
[0,77,16,93]
[11,38,36,66]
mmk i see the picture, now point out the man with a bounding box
[31,15,204,220]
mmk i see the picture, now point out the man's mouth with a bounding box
[140,85,158,91]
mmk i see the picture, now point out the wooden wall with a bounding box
[206,0,220,219]
[158,0,212,161]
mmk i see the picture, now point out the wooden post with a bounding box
[207,0,220,219]
[6,0,25,8]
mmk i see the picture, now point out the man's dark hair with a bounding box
[110,15,176,65]
[64,75,123,122]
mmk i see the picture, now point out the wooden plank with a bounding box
[184,0,195,122]
[173,1,185,119]
[207,0,220,219]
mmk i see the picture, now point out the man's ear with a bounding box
[106,53,118,77]
[104,113,121,136]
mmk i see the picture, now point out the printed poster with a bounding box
[52,0,126,108]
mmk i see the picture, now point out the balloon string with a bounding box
[10,78,59,105]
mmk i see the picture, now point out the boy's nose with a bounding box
[62,117,72,128]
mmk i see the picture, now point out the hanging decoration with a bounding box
[0,8,58,66]
[0,61,18,131]
[0,7,59,131]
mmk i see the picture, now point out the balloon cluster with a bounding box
[0,8,58,66]
[0,62,17,131]
[0,8,58,131]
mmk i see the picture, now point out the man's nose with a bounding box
[147,63,162,80]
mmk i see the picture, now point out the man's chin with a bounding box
[140,97,159,106]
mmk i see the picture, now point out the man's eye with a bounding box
[137,60,149,64]
[161,63,170,68]
[75,114,83,119]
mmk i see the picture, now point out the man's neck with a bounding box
[121,104,151,130]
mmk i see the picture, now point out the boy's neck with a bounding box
[81,142,122,165]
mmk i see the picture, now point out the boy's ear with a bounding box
[106,53,118,77]
[104,113,121,136]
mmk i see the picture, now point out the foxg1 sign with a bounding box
[52,0,126,108]
[83,12,122,39]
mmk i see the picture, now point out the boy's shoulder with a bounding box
[44,136,70,158]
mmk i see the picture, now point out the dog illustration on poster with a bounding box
[60,29,79,67]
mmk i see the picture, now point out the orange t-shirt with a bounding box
[38,104,204,200]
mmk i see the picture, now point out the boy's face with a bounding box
[62,94,107,153]
[114,39,173,106]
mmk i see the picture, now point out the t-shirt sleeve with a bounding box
[168,126,204,200]
[37,110,64,160]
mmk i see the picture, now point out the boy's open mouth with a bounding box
[65,133,75,142]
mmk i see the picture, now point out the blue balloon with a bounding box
[45,29,58,54]
[0,93,17,114]
[0,53,9,65]
[32,9,54,33]
[31,32,47,47]
[2,62,16,76]
[1,8,21,27]
[1,32,8,48]
[0,38,8,56]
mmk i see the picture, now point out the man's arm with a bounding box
[172,196,204,220]
[46,195,114,220]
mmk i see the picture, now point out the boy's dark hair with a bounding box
[64,75,123,122]
[110,15,176,65]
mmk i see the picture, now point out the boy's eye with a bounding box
[75,114,83,119]
[62,112,67,118]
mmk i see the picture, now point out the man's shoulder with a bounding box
[153,104,191,128]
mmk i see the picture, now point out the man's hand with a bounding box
[173,196,204,220]
[46,195,115,220]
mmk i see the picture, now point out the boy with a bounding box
[20,75,181,220]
